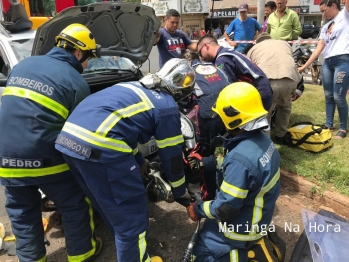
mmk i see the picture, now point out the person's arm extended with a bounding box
[253,19,262,40]
[298,40,325,72]
[254,28,263,40]
[187,42,197,51]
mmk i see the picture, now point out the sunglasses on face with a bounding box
[197,42,211,57]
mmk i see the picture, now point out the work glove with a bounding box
[187,152,203,172]
[187,202,199,222]
[140,159,151,178]
[175,189,193,208]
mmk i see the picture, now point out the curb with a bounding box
[280,169,349,219]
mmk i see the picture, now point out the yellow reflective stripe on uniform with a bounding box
[251,169,280,232]
[96,102,150,137]
[0,164,69,178]
[133,147,139,155]
[170,176,185,188]
[94,83,154,137]
[155,135,184,149]
[138,231,149,262]
[68,197,96,262]
[118,83,154,109]
[3,86,69,119]
[63,122,132,153]
[230,249,239,262]
[222,227,262,241]
[36,255,47,262]
[220,180,248,199]
[203,201,214,219]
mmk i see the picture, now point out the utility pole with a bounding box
[210,0,215,32]
[180,0,183,29]
[257,0,264,25]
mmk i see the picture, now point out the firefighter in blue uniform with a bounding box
[186,82,281,261]
[54,58,196,262]
[196,34,273,111]
[0,24,102,262]
[182,50,230,201]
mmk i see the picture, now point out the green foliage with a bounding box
[277,84,349,196]
[42,0,56,16]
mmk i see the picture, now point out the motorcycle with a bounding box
[293,43,322,86]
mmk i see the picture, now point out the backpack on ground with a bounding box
[284,122,333,153]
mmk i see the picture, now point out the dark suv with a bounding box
[300,24,321,39]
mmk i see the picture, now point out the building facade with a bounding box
[142,0,345,36]
[141,0,210,36]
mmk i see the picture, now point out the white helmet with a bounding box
[156,58,196,101]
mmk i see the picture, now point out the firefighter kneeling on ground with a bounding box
[54,58,196,262]
[0,24,102,261]
[186,82,281,261]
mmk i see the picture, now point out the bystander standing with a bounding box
[267,0,302,41]
[223,3,262,53]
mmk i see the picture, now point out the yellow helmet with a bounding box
[55,23,100,58]
[212,82,268,130]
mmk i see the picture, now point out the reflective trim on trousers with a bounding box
[67,197,96,262]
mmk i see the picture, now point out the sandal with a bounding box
[334,130,347,139]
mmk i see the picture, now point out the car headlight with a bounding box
[180,114,194,139]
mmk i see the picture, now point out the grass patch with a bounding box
[276,84,349,196]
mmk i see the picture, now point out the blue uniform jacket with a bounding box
[55,82,186,197]
[0,47,90,186]
[213,46,273,110]
[192,60,230,119]
[194,131,280,256]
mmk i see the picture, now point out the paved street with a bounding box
[0,45,328,261]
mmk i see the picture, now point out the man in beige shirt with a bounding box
[247,32,301,144]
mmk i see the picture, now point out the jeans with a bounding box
[322,54,349,131]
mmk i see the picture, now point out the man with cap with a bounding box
[223,2,262,53]
[247,32,302,144]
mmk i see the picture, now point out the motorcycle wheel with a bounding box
[311,65,321,85]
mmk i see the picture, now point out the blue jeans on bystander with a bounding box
[322,54,349,131]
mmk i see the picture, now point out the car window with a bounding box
[10,39,34,62]
[83,56,135,74]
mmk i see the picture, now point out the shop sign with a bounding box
[183,19,201,32]
[141,1,178,16]
[289,6,310,14]
[182,0,209,14]
[212,8,238,18]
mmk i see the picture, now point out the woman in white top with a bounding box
[299,0,349,139]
